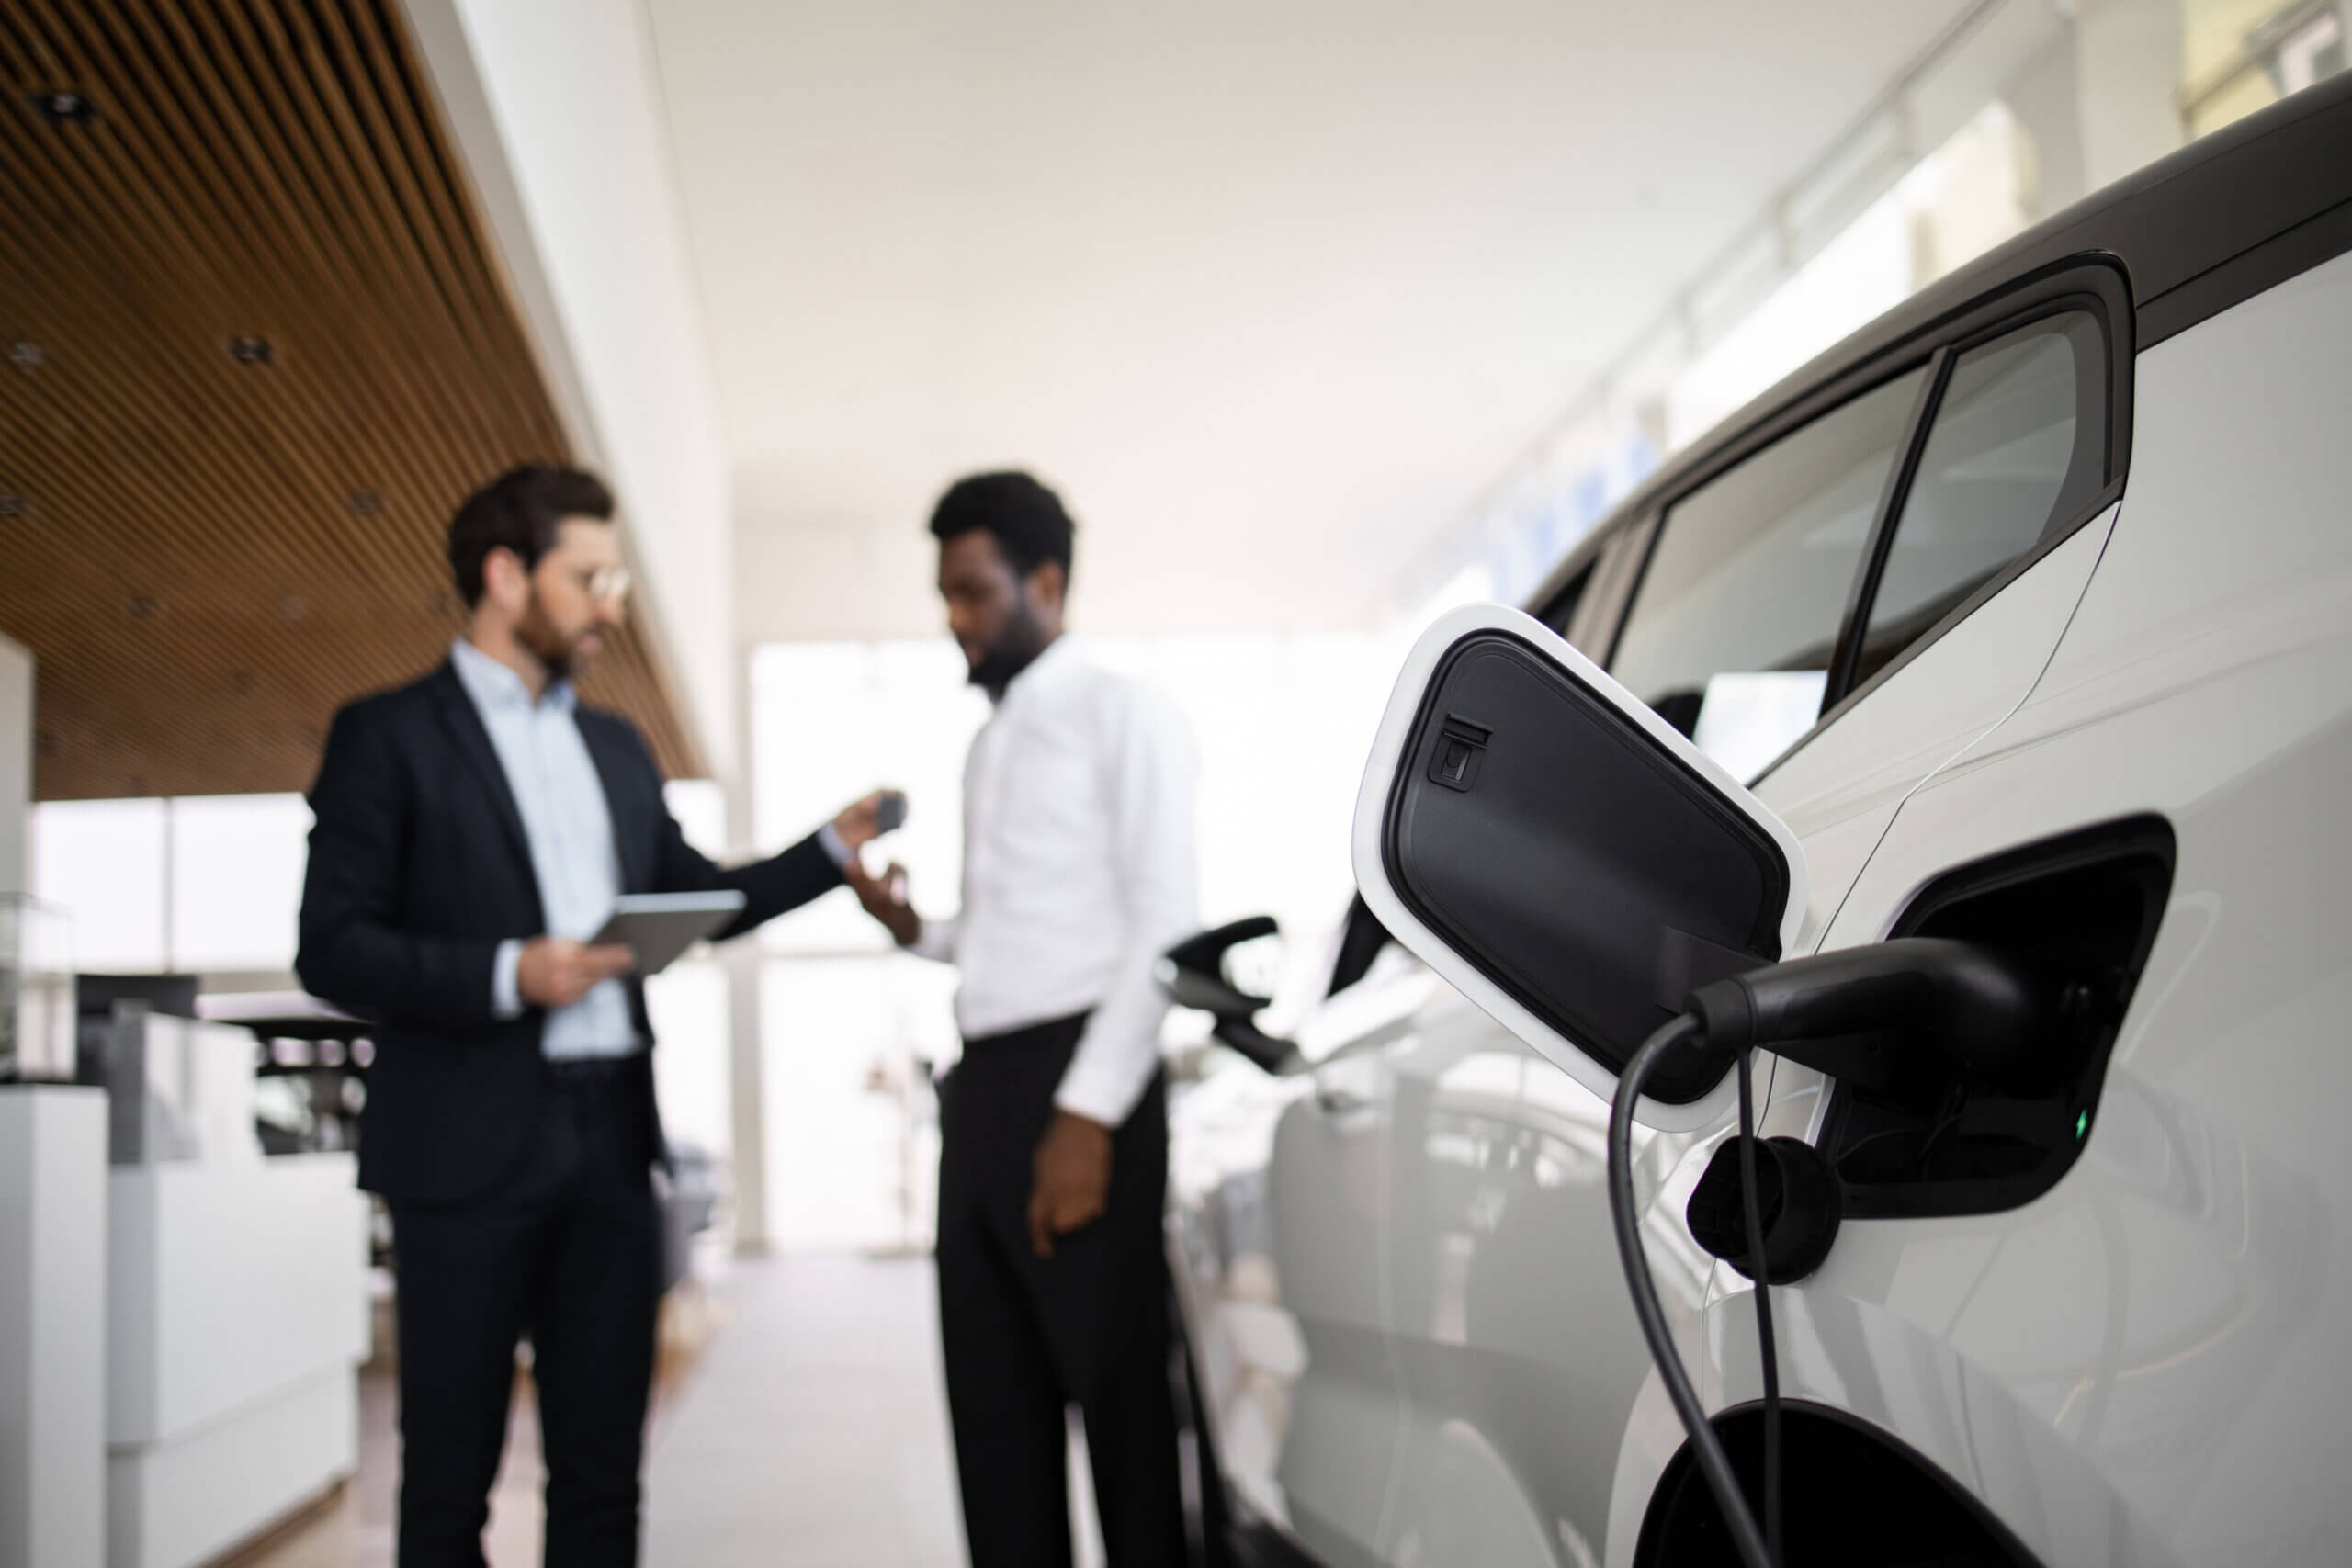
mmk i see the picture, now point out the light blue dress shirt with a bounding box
[449,638,640,1060]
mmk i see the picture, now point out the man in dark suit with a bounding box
[297,463,889,1568]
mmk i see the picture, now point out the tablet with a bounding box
[589,890,749,976]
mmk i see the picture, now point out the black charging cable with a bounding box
[1735,1044,1781,1565]
[1608,1013,1778,1568]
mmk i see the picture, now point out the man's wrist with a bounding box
[1051,1080,1128,1130]
[492,938,526,1020]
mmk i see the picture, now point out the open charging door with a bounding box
[1351,605,1809,1131]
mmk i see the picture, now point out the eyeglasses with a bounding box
[583,566,633,605]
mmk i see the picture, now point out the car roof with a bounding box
[1529,71,2352,613]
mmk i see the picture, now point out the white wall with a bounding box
[401,0,738,783]
[0,632,28,896]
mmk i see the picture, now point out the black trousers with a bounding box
[936,1013,1186,1568]
[389,1060,661,1568]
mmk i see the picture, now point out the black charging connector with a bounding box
[1687,936,2063,1088]
[1609,935,2065,1568]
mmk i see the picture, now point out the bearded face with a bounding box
[937,528,1062,700]
[509,521,629,682]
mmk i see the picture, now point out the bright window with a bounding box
[34,799,168,971]
[169,795,312,972]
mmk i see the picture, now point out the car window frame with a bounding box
[1602,362,1943,731]
[1580,261,2132,779]
[1562,512,1657,655]
[1824,288,2126,715]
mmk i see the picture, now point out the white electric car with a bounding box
[1162,72,2352,1568]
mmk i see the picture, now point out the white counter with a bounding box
[0,1085,107,1568]
[106,1152,369,1568]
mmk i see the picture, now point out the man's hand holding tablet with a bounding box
[516,937,639,1009]
[584,890,751,978]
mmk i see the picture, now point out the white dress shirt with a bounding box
[911,637,1200,1126]
[451,637,640,1059]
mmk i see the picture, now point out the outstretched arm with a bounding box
[636,730,905,938]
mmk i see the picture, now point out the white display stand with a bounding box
[0,1085,108,1568]
[106,1151,368,1568]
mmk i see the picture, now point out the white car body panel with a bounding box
[1756,503,2117,953]
[1168,1036,1405,1567]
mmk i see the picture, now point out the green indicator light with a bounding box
[2075,1109,2090,1141]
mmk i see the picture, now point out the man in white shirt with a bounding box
[846,472,1200,1567]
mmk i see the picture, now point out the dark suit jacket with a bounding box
[295,660,842,1209]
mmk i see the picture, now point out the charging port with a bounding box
[1822,816,2175,1220]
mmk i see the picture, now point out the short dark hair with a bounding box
[927,470,1075,584]
[446,464,615,608]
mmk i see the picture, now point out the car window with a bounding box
[1849,313,2106,688]
[1609,366,1929,773]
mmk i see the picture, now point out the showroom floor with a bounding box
[226,1252,1109,1567]
[642,1252,966,1567]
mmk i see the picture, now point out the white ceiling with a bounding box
[645,0,1977,642]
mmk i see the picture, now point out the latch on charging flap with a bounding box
[1428,715,1490,792]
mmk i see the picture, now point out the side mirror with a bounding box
[1159,916,1299,1074]
[1351,606,1809,1129]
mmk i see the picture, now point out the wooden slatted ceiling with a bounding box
[0,0,704,801]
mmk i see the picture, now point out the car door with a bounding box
[1374,274,2132,1567]
[1167,522,1641,1568]
[1168,941,1429,1568]
[1732,245,2352,1568]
